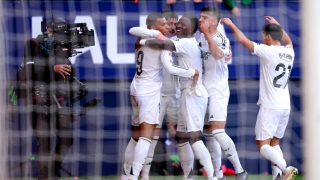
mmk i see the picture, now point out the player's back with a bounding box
[130,45,162,96]
[253,43,295,109]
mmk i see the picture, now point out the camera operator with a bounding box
[17,17,87,179]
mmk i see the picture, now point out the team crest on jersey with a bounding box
[217,42,226,49]
[217,34,227,50]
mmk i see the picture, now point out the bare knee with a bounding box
[131,125,140,141]
[270,137,280,147]
[204,121,226,134]
[256,139,272,150]
[140,123,156,139]
[176,131,189,144]
[189,131,202,145]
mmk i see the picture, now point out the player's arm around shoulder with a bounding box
[222,18,254,52]
[129,26,166,39]
[160,50,195,78]
[140,38,176,51]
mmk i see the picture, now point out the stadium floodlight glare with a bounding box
[302,1,320,179]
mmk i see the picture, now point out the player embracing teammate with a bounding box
[122,7,298,180]
[122,12,199,180]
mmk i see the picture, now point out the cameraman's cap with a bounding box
[46,17,66,27]
[46,17,67,32]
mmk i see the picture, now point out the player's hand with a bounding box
[135,38,142,49]
[221,18,234,27]
[191,69,199,88]
[156,33,167,40]
[264,16,280,25]
[167,123,177,138]
[199,20,210,34]
[54,64,71,78]
[225,48,233,63]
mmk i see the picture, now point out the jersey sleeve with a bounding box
[161,50,195,78]
[201,33,231,58]
[129,27,161,38]
[220,36,231,57]
[252,42,271,60]
[285,45,295,56]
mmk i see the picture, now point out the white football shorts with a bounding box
[206,95,229,123]
[255,107,290,140]
[131,92,160,126]
[157,96,179,128]
[177,86,208,133]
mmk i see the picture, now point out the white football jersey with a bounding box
[129,27,196,96]
[130,45,162,96]
[199,32,231,97]
[253,42,295,109]
[161,36,180,97]
[171,37,206,90]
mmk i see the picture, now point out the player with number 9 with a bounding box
[222,16,298,180]
[121,12,198,180]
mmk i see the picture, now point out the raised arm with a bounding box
[264,16,292,47]
[140,39,176,51]
[222,18,254,52]
[199,22,224,59]
[129,27,166,39]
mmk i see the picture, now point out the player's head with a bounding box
[199,6,221,31]
[146,12,170,36]
[44,17,67,35]
[176,13,198,38]
[162,10,178,37]
[262,23,283,45]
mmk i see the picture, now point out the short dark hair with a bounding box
[162,10,178,20]
[263,23,283,41]
[146,12,163,27]
[200,6,221,20]
[183,13,198,33]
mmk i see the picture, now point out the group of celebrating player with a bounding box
[121,6,298,180]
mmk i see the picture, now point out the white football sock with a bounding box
[205,133,223,178]
[192,140,214,179]
[141,136,159,180]
[260,144,286,172]
[213,129,243,174]
[131,137,151,179]
[272,145,286,178]
[122,138,137,179]
[177,142,194,179]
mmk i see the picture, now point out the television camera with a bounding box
[39,18,95,57]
